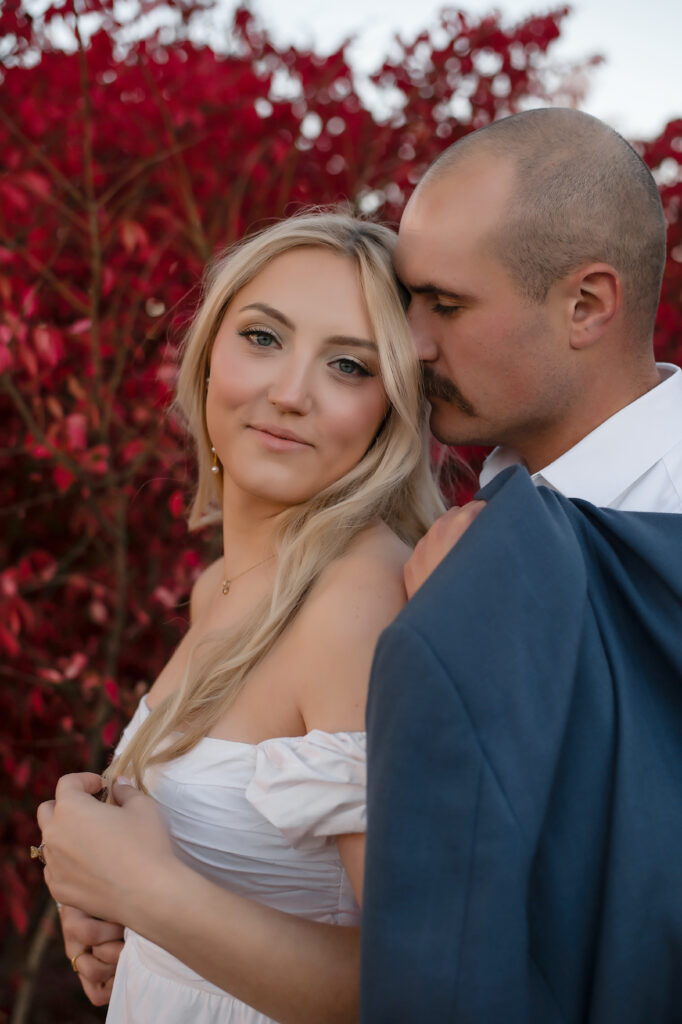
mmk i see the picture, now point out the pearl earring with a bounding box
[210,446,219,474]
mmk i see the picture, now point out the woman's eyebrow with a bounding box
[326,336,378,353]
[239,302,295,329]
[239,305,377,353]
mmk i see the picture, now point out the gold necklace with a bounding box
[222,555,275,595]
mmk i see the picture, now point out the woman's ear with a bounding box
[568,263,622,350]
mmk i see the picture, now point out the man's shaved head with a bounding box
[423,108,666,341]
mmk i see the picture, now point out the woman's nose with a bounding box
[267,359,313,414]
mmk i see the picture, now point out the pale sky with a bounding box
[228,0,681,141]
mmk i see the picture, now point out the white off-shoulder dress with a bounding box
[106,696,366,1024]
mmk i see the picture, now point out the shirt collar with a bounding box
[479,363,682,505]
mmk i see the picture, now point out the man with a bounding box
[360,107,682,1022]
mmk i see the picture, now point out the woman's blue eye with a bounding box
[432,303,460,317]
[240,328,278,347]
[333,358,370,377]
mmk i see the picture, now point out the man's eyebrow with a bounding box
[408,283,467,301]
[239,303,295,330]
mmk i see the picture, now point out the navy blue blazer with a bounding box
[360,466,682,1023]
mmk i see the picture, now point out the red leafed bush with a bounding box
[0,1,678,1017]
[640,120,682,367]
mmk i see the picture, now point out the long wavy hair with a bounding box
[107,211,444,792]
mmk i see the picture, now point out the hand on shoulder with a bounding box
[404,501,486,599]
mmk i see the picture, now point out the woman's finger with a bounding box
[55,772,106,800]
[69,910,124,948]
[69,950,118,986]
[80,973,115,1008]
[36,799,55,832]
[91,938,125,965]
[110,779,139,806]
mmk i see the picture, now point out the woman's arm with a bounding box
[38,774,359,1024]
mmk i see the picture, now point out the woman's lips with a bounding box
[248,425,312,452]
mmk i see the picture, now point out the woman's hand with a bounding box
[58,903,123,1006]
[37,772,177,928]
[37,773,361,1022]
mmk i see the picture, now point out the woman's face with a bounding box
[205,247,390,514]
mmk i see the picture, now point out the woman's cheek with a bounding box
[324,394,387,469]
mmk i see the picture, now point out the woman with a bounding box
[37,211,444,1023]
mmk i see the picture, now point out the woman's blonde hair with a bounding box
[108,211,444,791]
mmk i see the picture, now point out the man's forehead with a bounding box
[395,161,513,280]
[395,204,467,283]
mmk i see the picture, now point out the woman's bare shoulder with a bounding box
[317,520,412,593]
[283,523,414,733]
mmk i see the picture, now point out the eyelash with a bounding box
[238,329,372,379]
[331,358,372,379]
[432,302,460,317]
[239,327,279,347]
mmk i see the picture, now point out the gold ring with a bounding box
[71,948,89,973]
[30,842,46,866]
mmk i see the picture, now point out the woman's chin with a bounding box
[226,481,319,515]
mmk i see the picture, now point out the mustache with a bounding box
[422,366,476,417]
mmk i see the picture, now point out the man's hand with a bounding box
[404,501,486,598]
[58,903,123,1006]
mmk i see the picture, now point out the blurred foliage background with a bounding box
[1,1,680,1018]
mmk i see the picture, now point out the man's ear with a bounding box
[567,263,622,350]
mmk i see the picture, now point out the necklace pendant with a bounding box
[222,579,230,595]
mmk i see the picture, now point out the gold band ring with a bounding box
[30,842,46,866]
[71,948,89,973]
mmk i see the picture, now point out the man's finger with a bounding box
[55,772,105,799]
[445,499,486,520]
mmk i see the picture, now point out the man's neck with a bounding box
[518,364,663,475]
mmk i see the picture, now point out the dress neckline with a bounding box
[138,695,366,751]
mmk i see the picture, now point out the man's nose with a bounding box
[267,358,313,414]
[407,307,439,361]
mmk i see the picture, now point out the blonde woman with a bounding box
[37,211,444,1023]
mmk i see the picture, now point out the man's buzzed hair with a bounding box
[426,108,667,342]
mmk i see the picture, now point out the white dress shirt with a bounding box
[479,363,682,512]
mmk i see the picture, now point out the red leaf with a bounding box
[53,464,76,492]
[89,599,108,624]
[1,569,18,597]
[33,325,63,367]
[14,758,31,788]
[30,688,44,715]
[169,490,184,517]
[103,676,120,706]
[120,219,149,253]
[64,413,88,451]
[0,625,20,658]
[101,719,119,747]
[63,652,88,679]
[0,337,12,373]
